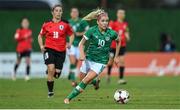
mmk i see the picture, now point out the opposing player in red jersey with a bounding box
[38,4,74,98]
[107,9,130,84]
[13,18,33,81]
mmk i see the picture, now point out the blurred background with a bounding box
[0,0,179,78]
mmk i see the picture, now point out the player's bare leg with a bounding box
[25,57,31,81]
[68,55,77,87]
[79,72,100,90]
[118,56,126,84]
[12,57,21,81]
[47,64,55,98]
[64,70,97,104]
[79,72,86,81]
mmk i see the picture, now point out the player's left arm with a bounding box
[115,36,121,58]
[29,30,33,43]
[68,33,74,49]
[114,33,121,65]
[66,24,74,49]
[79,37,86,61]
[125,26,130,41]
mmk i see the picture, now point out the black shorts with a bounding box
[109,47,126,58]
[16,50,31,59]
[44,48,66,70]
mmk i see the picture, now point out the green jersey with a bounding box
[68,18,89,46]
[84,25,119,64]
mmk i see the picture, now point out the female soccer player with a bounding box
[13,18,33,81]
[38,4,74,98]
[67,7,89,87]
[64,9,121,104]
[107,9,130,84]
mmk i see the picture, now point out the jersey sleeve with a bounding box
[83,27,93,40]
[39,23,46,37]
[66,23,73,36]
[81,20,89,31]
[113,31,119,41]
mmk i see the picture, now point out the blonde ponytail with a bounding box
[82,9,105,21]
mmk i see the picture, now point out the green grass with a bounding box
[0,76,180,109]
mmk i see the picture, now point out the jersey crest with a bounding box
[105,36,110,41]
[59,25,64,30]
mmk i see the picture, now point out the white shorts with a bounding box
[80,59,106,75]
[67,45,80,59]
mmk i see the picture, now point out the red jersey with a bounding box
[39,20,73,52]
[15,28,32,53]
[109,20,128,48]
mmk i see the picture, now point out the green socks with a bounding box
[67,81,87,100]
[91,79,96,85]
[68,64,76,81]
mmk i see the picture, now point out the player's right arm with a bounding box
[79,27,93,61]
[113,31,121,65]
[79,37,86,61]
[38,23,46,53]
[125,23,130,41]
[38,34,45,53]
[14,29,26,42]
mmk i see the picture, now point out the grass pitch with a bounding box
[0,76,180,109]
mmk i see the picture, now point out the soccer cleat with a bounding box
[93,79,100,90]
[48,92,54,98]
[54,72,61,79]
[118,79,127,84]
[25,75,30,81]
[64,98,70,104]
[12,73,16,81]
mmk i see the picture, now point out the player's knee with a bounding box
[70,56,76,64]
[79,73,86,81]
[26,61,31,65]
[16,59,21,64]
[119,61,125,66]
[83,77,94,84]
[48,69,55,75]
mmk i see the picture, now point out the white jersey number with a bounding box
[98,39,105,47]
[53,31,59,38]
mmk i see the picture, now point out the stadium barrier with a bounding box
[0,52,179,78]
[105,52,180,76]
[0,53,70,78]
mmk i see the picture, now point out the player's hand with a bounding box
[114,56,119,67]
[126,36,130,41]
[79,54,85,61]
[40,45,46,53]
[66,43,71,49]
[75,32,82,36]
